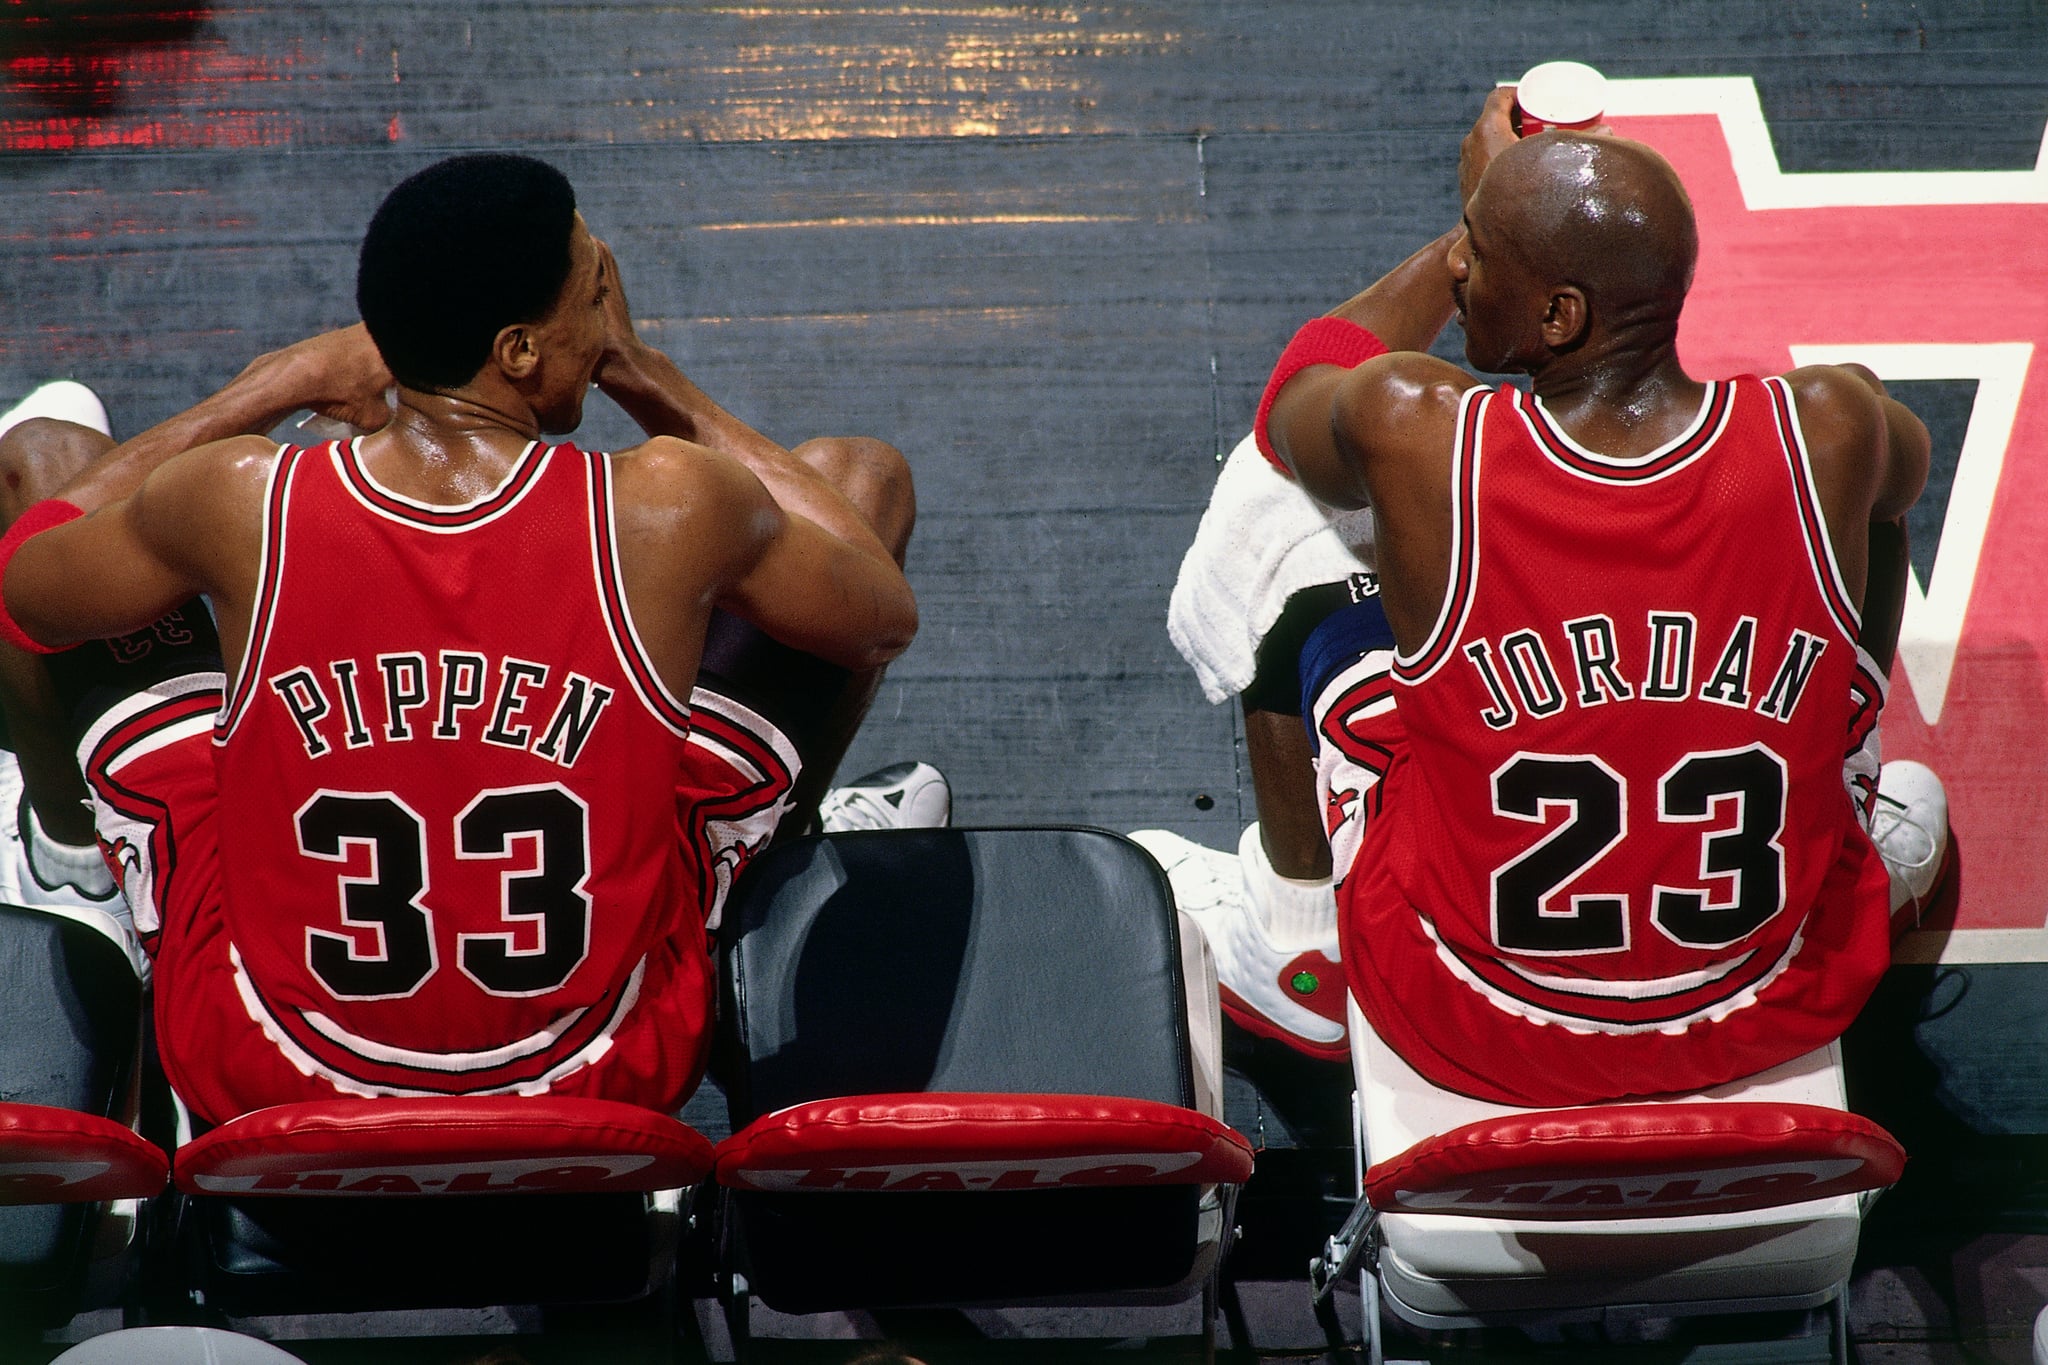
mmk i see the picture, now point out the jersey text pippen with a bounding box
[265,650,617,766]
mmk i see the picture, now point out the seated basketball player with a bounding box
[1134,91,1951,1078]
[1181,91,1939,1106]
[0,154,920,1126]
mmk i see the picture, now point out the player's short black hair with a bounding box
[355,153,578,391]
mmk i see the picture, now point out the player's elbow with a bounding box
[1872,399,1932,523]
[787,569,918,672]
[0,537,85,652]
[849,582,919,670]
[0,577,67,652]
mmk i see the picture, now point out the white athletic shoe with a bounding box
[0,380,110,442]
[1127,826,1348,1061]
[1869,759,1951,924]
[818,761,952,832]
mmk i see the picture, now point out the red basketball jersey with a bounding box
[1339,376,1891,1104]
[211,439,703,1099]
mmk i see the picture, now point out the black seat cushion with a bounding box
[720,827,1195,1123]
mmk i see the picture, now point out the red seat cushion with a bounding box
[173,1096,713,1196]
[0,1102,168,1205]
[714,1092,1255,1192]
[1366,1101,1905,1220]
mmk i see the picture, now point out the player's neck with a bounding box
[350,391,549,503]
[385,386,544,447]
[1528,345,1704,457]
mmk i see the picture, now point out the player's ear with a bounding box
[1542,286,1589,351]
[492,324,540,381]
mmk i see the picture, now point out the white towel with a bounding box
[1167,433,1376,704]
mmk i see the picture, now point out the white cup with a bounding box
[1512,61,1607,135]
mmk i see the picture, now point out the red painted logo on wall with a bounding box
[1604,79,2048,938]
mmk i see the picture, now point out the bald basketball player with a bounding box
[1257,91,1930,1106]
[0,153,917,1124]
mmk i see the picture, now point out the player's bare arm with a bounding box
[611,437,917,687]
[3,328,392,654]
[1263,86,1521,509]
[55,326,390,517]
[1783,363,1932,606]
[1830,363,1933,523]
[588,240,906,571]
[1263,241,1467,509]
[4,437,269,652]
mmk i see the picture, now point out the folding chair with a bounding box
[0,902,166,1334]
[711,827,1252,1358]
[1314,1001,1904,1364]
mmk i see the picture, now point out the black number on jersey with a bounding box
[456,787,592,996]
[1653,747,1787,946]
[300,792,436,999]
[1489,745,1790,956]
[1491,757,1626,953]
[298,784,592,1001]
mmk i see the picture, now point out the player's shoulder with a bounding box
[1338,351,1485,423]
[1330,351,1486,471]
[141,433,285,512]
[609,434,763,506]
[607,436,780,571]
[1775,364,1883,426]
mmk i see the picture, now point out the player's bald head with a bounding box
[1473,132,1697,331]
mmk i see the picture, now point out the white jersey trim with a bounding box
[1392,384,1489,684]
[586,454,693,738]
[216,445,297,740]
[1424,912,1807,1036]
[1525,382,1717,469]
[229,942,644,1097]
[332,438,550,532]
[1764,375,1863,641]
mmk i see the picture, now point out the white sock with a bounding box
[25,804,116,898]
[1238,821,1337,952]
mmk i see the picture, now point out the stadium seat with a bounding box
[157,1092,714,1334]
[0,903,161,1335]
[1314,1001,1905,1365]
[710,827,1250,1358]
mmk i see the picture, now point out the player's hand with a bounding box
[261,325,394,432]
[1460,86,1522,206]
[591,238,652,392]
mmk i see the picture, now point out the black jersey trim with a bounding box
[1517,381,1734,484]
[1764,376,1862,640]
[333,437,551,531]
[584,453,693,736]
[1393,386,1489,683]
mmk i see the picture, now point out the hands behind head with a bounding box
[253,324,395,434]
[1460,86,1522,207]
[591,237,648,394]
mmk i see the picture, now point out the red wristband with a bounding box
[1253,318,1389,473]
[0,499,84,654]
